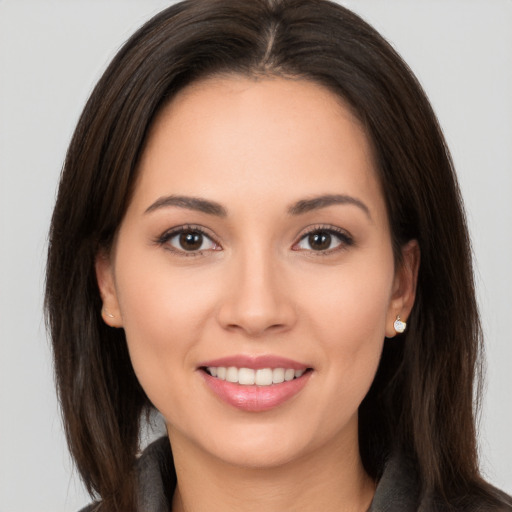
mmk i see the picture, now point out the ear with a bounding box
[95,250,123,328]
[385,239,420,338]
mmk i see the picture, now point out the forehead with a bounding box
[133,75,384,219]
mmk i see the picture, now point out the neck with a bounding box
[168,427,375,512]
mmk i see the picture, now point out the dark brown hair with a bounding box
[45,0,511,510]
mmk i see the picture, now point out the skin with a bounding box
[96,76,419,512]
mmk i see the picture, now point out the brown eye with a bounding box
[162,228,218,254]
[294,227,353,253]
[179,231,204,251]
[308,232,332,251]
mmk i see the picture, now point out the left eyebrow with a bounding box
[288,194,371,220]
[144,195,227,217]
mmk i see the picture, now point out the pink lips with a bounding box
[198,355,312,412]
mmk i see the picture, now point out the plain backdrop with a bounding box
[1,1,511,510]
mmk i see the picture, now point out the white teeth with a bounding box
[255,368,273,386]
[272,368,285,384]
[238,368,255,385]
[206,366,307,386]
[284,368,295,381]
[226,366,238,383]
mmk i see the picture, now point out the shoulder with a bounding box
[369,452,512,512]
[78,504,100,512]
[77,436,175,512]
[369,452,420,511]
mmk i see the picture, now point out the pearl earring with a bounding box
[394,315,406,334]
[102,308,115,319]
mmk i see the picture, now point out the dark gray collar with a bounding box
[367,451,420,511]
[133,437,420,512]
[135,437,176,512]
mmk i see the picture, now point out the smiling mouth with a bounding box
[202,366,312,386]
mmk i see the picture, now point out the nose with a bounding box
[216,248,297,337]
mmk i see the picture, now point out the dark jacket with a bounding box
[80,437,512,512]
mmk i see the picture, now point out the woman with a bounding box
[45,0,512,510]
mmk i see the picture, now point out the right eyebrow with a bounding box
[288,194,371,220]
[144,195,228,217]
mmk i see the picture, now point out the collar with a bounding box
[134,437,420,512]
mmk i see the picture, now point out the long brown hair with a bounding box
[45,0,511,510]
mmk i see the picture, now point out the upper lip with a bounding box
[198,355,310,371]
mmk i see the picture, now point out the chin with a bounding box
[167,410,356,472]
[209,437,309,470]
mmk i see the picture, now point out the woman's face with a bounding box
[97,76,417,469]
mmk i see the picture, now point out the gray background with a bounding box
[1,1,511,510]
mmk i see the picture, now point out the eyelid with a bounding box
[154,224,222,256]
[292,224,354,253]
[153,223,353,256]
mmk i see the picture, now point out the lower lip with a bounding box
[201,371,312,412]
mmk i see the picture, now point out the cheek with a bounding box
[302,253,395,344]
[112,244,219,392]
[116,234,216,327]
[298,251,394,405]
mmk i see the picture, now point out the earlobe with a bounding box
[386,239,420,338]
[95,250,123,327]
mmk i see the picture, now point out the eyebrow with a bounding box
[144,195,227,217]
[144,193,371,219]
[288,194,371,219]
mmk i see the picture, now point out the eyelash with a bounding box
[293,225,354,255]
[155,225,220,257]
[155,224,354,257]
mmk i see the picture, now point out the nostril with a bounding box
[216,280,298,336]
[224,321,288,337]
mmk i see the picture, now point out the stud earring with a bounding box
[102,308,115,319]
[394,315,407,334]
